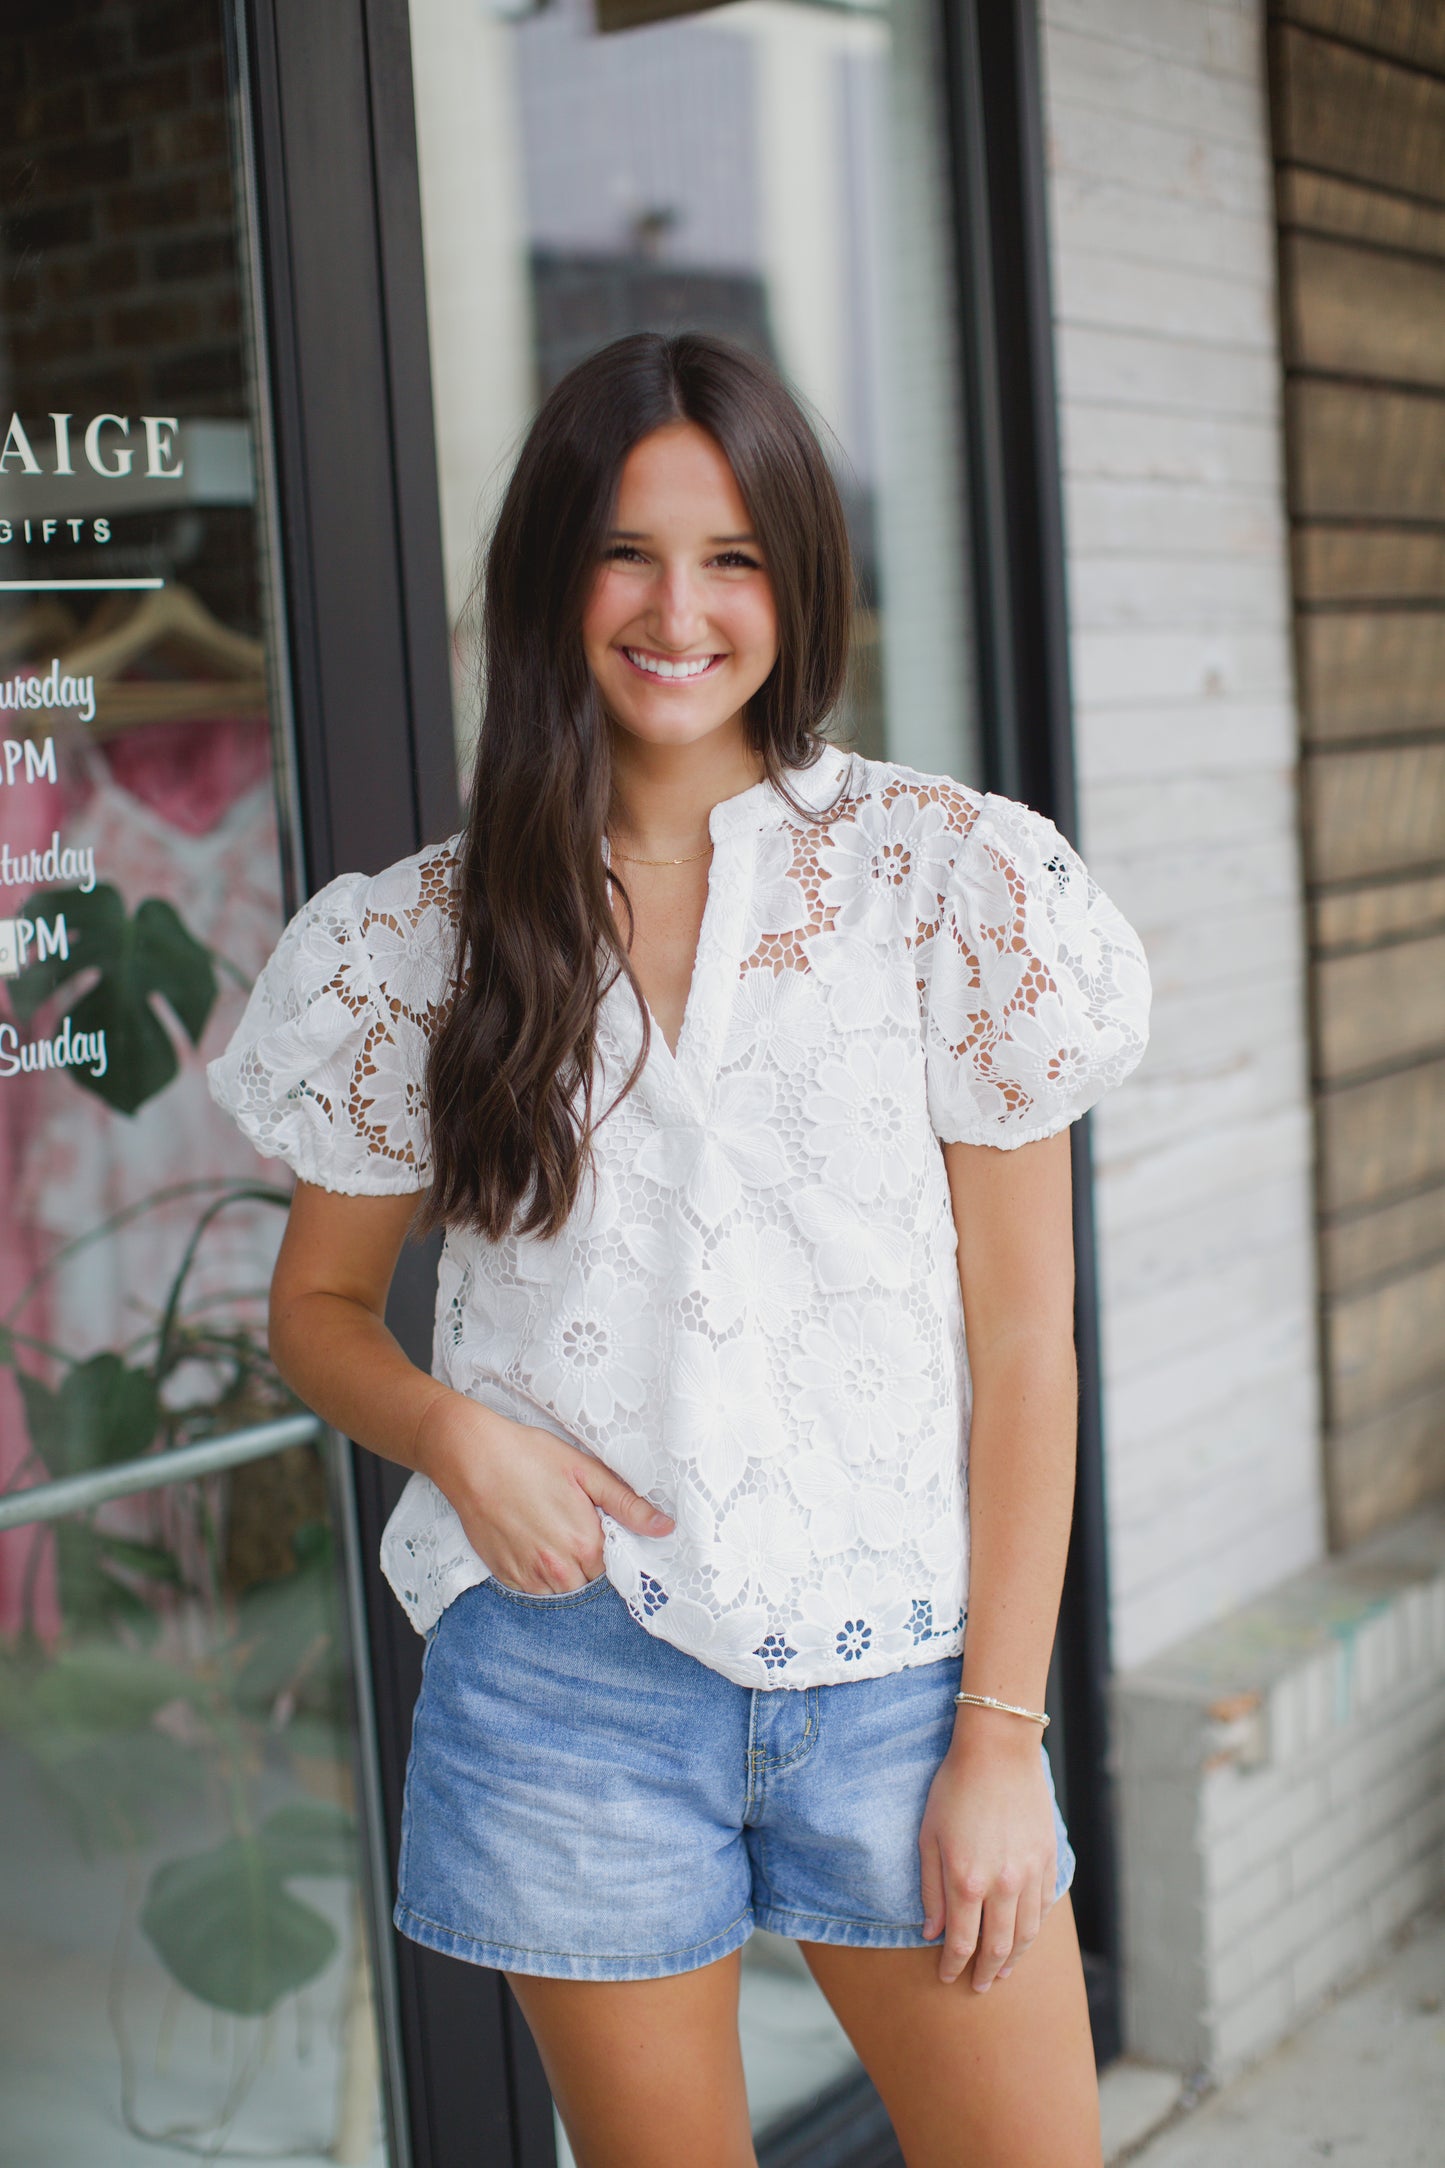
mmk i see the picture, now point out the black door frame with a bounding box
[238,4,554,2163]
[237,0,1121,2160]
[943,0,1122,2060]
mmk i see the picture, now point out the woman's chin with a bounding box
[607,697,748,752]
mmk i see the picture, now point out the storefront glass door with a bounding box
[0,9,389,2161]
[405,0,978,2152]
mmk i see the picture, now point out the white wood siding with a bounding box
[1038,0,1327,1668]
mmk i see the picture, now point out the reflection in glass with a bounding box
[413,0,977,787]
[0,1451,383,2165]
[0,7,386,2158]
[411,0,976,2142]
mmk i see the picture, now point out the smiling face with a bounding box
[581,419,780,762]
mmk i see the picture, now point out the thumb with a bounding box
[574,1455,674,1536]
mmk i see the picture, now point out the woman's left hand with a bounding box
[918,1712,1059,1989]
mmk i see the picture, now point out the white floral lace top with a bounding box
[208,745,1150,1687]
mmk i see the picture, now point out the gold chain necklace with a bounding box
[607,839,714,867]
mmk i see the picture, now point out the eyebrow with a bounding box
[608,529,760,544]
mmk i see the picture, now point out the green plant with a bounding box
[10,881,219,1114]
[0,898,366,2147]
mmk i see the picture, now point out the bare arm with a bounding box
[918,1128,1078,1987]
[269,1181,673,1592]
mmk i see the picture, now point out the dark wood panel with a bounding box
[1314,868,1445,950]
[1275,0,1445,77]
[1281,231,1445,388]
[1272,2,1445,1549]
[1305,740,1445,881]
[1324,1252,1445,1426]
[1323,1178,1445,1296]
[1278,166,1445,263]
[1325,1372,1445,1548]
[1287,379,1445,522]
[1317,1055,1445,1213]
[1272,21,1445,207]
[1314,926,1445,1080]
[1296,608,1445,738]
[1293,526,1445,604]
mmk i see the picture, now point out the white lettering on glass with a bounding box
[50,413,74,476]
[0,415,40,474]
[0,835,97,894]
[0,912,71,977]
[0,1018,107,1080]
[141,415,183,478]
[0,667,97,727]
[84,414,134,478]
[0,412,188,480]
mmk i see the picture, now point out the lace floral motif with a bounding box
[208,746,1150,1687]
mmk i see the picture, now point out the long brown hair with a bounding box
[423,331,853,1241]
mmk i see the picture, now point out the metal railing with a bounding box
[0,1412,323,1533]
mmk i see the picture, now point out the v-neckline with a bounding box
[626,859,712,1071]
[597,745,851,1119]
[602,827,737,1114]
[601,780,765,1116]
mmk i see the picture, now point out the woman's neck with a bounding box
[608,719,765,859]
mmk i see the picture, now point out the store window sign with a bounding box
[0,418,252,1107]
[0,417,254,532]
[0,413,185,481]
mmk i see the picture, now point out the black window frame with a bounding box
[944,0,1123,2064]
[239,1,1121,2160]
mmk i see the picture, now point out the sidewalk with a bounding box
[1099,1899,1445,2167]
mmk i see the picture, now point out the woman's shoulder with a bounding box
[205,831,465,1194]
[346,831,465,936]
[300,831,465,1019]
[818,750,1067,878]
[822,749,979,829]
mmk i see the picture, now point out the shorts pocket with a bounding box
[488,1569,611,1608]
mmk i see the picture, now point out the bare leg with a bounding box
[506,1950,757,2168]
[801,1892,1102,2168]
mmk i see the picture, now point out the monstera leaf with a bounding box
[11,883,217,1114]
[141,1801,356,2016]
[16,1352,161,1480]
[0,1642,206,1853]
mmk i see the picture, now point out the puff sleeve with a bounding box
[206,854,453,1194]
[922,794,1150,1148]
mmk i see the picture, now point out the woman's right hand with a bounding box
[412,1390,674,1593]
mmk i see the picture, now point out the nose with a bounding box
[648,561,708,650]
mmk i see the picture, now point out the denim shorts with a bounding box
[394,1574,1076,1982]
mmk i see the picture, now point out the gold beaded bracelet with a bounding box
[954,1690,1050,1729]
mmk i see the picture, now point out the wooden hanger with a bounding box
[0,596,82,665]
[61,582,266,681]
[59,582,268,735]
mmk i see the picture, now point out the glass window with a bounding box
[0,1449,383,2166]
[412,0,978,790]
[0,9,386,2159]
[408,0,977,2146]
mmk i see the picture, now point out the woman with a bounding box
[210,331,1149,2167]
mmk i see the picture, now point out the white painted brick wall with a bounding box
[1115,1500,1445,2077]
[1037,0,1327,1668]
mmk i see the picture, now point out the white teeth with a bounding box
[625,649,716,680]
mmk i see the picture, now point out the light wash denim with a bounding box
[395,1574,1075,1982]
